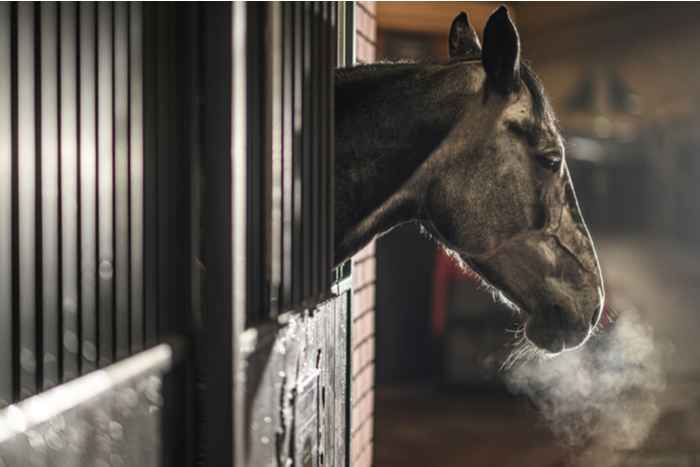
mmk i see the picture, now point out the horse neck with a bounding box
[334,61,475,265]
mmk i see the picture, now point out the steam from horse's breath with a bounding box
[503,307,666,464]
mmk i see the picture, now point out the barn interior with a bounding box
[1,2,700,466]
[371,2,700,466]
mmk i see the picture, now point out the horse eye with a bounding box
[536,153,561,171]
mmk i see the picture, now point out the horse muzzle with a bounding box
[524,300,604,354]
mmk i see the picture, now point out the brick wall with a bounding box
[351,4,377,467]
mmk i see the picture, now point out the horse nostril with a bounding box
[591,304,603,328]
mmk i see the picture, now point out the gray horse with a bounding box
[334,6,605,357]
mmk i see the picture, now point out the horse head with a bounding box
[421,7,605,355]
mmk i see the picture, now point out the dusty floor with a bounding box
[373,235,700,467]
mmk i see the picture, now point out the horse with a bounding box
[334,6,605,357]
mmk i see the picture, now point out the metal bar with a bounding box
[232,3,247,464]
[129,2,144,353]
[40,1,60,391]
[281,2,294,310]
[60,1,80,386]
[345,0,356,67]
[0,1,13,408]
[114,1,129,362]
[328,2,337,296]
[311,2,321,301]
[156,3,171,338]
[269,2,282,318]
[142,3,158,349]
[97,1,114,368]
[129,2,145,354]
[320,2,330,296]
[301,2,312,301]
[336,1,345,67]
[0,343,172,445]
[292,1,304,308]
[79,1,98,376]
[246,4,266,324]
[343,8,355,467]
[17,1,37,400]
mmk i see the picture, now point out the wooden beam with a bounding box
[376,1,508,36]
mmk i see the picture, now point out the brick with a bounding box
[366,283,375,312]
[358,365,367,396]
[357,7,368,38]
[359,1,376,17]
[363,256,376,284]
[352,347,359,376]
[360,340,368,369]
[366,338,374,366]
[367,16,377,43]
[366,309,375,335]
[353,288,362,321]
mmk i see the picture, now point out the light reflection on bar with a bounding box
[0,1,12,408]
[79,1,98,377]
[97,2,114,368]
[40,1,60,391]
[269,2,283,318]
[114,2,129,362]
[129,2,145,354]
[231,4,248,465]
[282,3,294,309]
[143,3,158,349]
[60,1,80,383]
[292,2,304,307]
[18,2,37,399]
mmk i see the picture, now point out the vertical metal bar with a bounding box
[336,2,345,68]
[281,2,294,310]
[345,1,356,67]
[79,1,98,376]
[292,1,303,307]
[17,1,37,399]
[302,2,312,301]
[320,2,331,296]
[114,1,129,362]
[232,4,247,464]
[97,1,114,368]
[156,3,171,337]
[0,1,13,408]
[41,1,60,391]
[311,2,321,300]
[343,7,355,466]
[142,3,158,348]
[328,2,337,295]
[245,4,266,323]
[60,1,80,386]
[130,1,145,354]
[269,2,282,318]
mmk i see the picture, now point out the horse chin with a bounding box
[523,314,591,355]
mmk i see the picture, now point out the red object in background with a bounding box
[431,248,614,337]
[431,249,478,336]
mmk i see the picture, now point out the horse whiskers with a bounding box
[500,323,551,371]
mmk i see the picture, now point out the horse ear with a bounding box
[482,6,521,95]
[449,12,481,58]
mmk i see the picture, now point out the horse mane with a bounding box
[336,56,557,127]
[519,62,558,127]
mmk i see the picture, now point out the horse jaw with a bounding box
[453,185,606,357]
[471,237,603,353]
